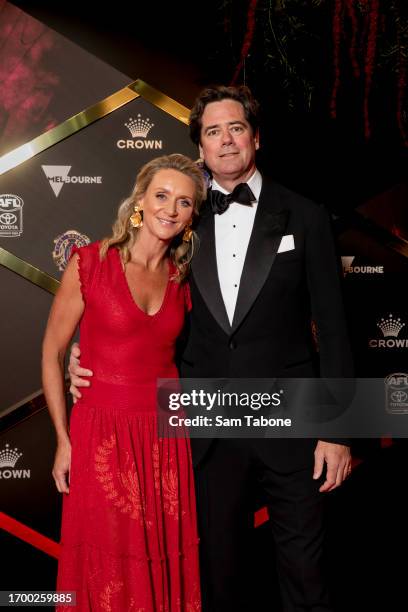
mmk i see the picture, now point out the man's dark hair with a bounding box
[189,85,260,145]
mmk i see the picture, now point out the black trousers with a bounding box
[194,438,332,612]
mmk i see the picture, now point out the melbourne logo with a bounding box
[385,373,408,414]
[341,256,384,275]
[0,444,30,479]
[42,166,102,197]
[369,314,408,348]
[0,194,24,237]
[116,114,163,150]
[53,230,91,271]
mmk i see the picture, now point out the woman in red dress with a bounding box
[42,154,206,611]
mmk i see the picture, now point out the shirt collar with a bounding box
[211,168,262,201]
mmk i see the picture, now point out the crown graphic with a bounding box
[125,114,154,138]
[0,444,22,468]
[377,314,405,338]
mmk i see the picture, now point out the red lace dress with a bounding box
[57,242,200,612]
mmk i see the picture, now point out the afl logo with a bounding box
[0,194,24,237]
[385,372,408,414]
[53,230,91,271]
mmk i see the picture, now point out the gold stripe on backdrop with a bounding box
[0,247,59,294]
[129,80,190,125]
[0,79,191,176]
[0,87,139,176]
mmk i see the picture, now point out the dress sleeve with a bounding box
[70,242,99,302]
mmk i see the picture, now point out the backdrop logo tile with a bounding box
[0,444,30,479]
[385,373,408,414]
[125,114,154,137]
[0,194,24,237]
[341,256,384,275]
[117,114,163,150]
[369,314,408,348]
[42,165,102,198]
[53,230,91,271]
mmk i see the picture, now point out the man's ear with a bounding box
[255,129,260,150]
[199,143,204,159]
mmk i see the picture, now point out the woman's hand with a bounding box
[52,439,72,494]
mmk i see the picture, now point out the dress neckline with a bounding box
[114,248,172,318]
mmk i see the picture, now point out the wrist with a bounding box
[56,432,70,446]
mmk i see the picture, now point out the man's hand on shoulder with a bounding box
[68,342,93,402]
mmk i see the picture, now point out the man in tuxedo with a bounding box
[70,85,353,611]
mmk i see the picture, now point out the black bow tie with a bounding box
[209,183,256,215]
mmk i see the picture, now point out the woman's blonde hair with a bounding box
[100,154,206,282]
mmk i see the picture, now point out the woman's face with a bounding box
[138,168,195,242]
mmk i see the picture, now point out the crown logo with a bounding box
[125,114,154,138]
[0,444,23,468]
[377,314,405,338]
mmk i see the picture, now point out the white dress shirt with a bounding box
[214,169,262,325]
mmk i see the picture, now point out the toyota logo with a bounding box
[0,213,17,225]
[391,391,408,403]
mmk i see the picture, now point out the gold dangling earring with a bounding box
[182,222,192,242]
[129,204,143,228]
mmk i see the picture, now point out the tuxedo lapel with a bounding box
[192,206,231,335]
[231,181,290,332]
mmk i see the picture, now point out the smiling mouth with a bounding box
[220,152,239,158]
[157,217,177,226]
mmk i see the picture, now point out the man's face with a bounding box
[199,99,259,186]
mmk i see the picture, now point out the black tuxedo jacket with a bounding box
[180,179,353,468]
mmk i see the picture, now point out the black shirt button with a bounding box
[229,339,237,350]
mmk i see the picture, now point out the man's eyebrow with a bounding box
[204,120,247,132]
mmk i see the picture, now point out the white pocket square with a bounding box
[277,234,295,253]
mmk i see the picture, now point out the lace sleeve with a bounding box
[69,242,99,302]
